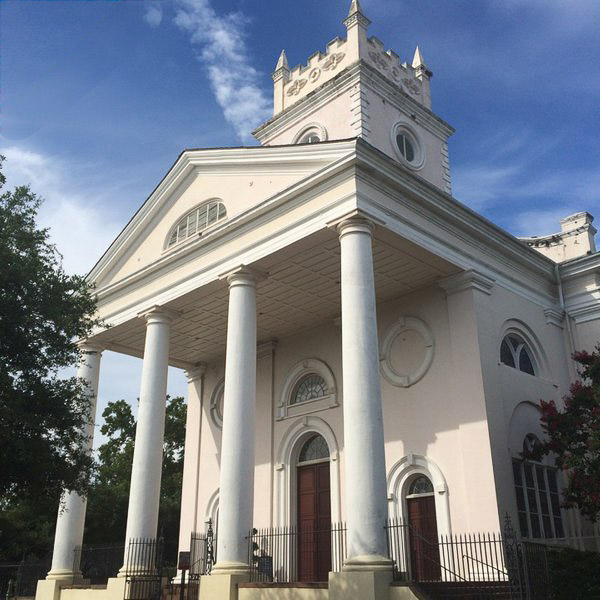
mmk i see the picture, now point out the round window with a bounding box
[396,133,415,162]
[391,123,424,169]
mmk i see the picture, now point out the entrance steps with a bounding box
[405,581,513,599]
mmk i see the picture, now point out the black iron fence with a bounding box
[73,543,125,585]
[123,537,164,600]
[0,558,51,600]
[246,523,347,583]
[385,518,509,584]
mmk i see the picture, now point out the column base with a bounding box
[199,573,248,600]
[343,554,394,572]
[211,561,251,577]
[329,568,392,600]
[45,569,85,583]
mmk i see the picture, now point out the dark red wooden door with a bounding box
[297,462,331,581]
[408,495,440,581]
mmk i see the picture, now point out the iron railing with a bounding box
[123,537,164,600]
[385,518,509,584]
[73,543,124,585]
[0,558,51,599]
[246,523,347,583]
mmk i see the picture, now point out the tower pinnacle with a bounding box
[275,49,289,71]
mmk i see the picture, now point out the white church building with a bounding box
[37,2,600,600]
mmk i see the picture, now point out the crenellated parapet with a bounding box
[272,0,432,115]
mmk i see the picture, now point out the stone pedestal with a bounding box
[199,573,248,600]
[329,569,392,600]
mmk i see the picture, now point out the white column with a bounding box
[338,217,391,570]
[47,344,102,581]
[121,307,173,571]
[212,269,257,576]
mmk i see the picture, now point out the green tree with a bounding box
[85,396,186,564]
[534,347,600,521]
[0,156,99,508]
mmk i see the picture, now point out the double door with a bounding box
[297,462,331,582]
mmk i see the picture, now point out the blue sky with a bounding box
[2,0,600,441]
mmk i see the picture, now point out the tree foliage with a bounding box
[85,396,186,563]
[0,156,99,506]
[534,348,600,521]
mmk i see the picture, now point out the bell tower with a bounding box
[253,0,454,194]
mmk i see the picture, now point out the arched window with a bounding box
[167,200,226,248]
[408,475,434,496]
[291,374,328,405]
[293,123,328,145]
[500,334,536,376]
[298,434,329,464]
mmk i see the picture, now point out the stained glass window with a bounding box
[291,374,328,405]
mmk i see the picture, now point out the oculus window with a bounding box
[391,123,424,169]
[167,200,226,248]
[500,334,536,376]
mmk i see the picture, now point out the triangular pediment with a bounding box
[88,141,356,291]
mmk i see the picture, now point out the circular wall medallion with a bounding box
[210,379,224,429]
[380,316,434,387]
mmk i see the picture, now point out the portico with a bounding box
[36,3,600,599]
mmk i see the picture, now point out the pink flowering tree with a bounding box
[534,348,600,522]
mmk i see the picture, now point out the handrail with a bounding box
[462,553,508,577]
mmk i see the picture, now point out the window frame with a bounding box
[165,199,227,249]
[278,358,338,420]
[512,453,564,540]
[292,123,328,145]
[390,121,425,170]
[500,332,538,376]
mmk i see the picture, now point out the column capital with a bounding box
[219,265,267,287]
[138,305,181,324]
[76,340,104,354]
[337,216,375,239]
[185,363,206,383]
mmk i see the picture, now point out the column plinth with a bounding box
[212,270,257,577]
[47,344,103,582]
[338,217,392,570]
[120,308,174,574]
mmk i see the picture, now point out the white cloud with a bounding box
[171,0,271,142]
[144,2,163,28]
[2,145,124,276]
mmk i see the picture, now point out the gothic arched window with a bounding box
[167,200,227,248]
[500,334,536,376]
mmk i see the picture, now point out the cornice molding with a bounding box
[559,252,600,280]
[438,270,495,296]
[544,308,565,328]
